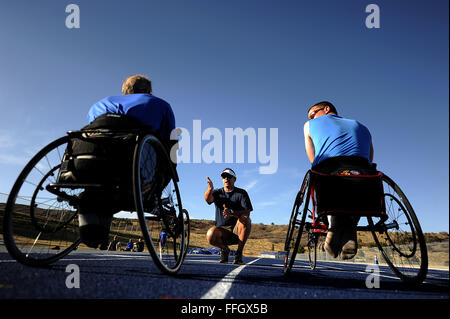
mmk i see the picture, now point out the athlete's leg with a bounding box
[235,215,252,255]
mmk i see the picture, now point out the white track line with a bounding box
[201,258,261,299]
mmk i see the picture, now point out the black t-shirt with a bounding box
[212,187,253,227]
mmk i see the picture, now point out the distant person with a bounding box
[125,239,133,251]
[204,168,253,264]
[107,235,121,251]
[160,230,167,252]
[135,238,145,252]
[73,74,176,250]
[303,101,375,260]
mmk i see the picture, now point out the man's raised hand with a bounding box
[206,177,214,190]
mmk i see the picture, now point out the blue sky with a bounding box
[0,0,448,232]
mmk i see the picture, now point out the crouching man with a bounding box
[204,168,253,264]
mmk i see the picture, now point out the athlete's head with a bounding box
[122,74,152,95]
[307,101,338,120]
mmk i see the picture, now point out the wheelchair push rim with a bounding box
[3,136,81,267]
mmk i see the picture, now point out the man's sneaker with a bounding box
[340,222,358,260]
[220,247,230,263]
[324,216,344,258]
[232,252,244,265]
[324,230,341,258]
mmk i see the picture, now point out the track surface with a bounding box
[0,248,447,299]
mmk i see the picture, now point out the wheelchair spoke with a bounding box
[24,179,39,188]
[32,165,47,178]
[26,231,43,257]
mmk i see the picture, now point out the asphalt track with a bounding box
[0,248,448,301]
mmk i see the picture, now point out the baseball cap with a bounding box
[221,168,236,179]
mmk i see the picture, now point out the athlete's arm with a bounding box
[370,142,374,162]
[304,122,315,164]
[204,177,215,204]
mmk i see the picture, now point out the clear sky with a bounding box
[0,0,448,232]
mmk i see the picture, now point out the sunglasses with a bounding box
[222,174,233,179]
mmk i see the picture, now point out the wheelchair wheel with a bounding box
[182,209,191,260]
[3,136,81,267]
[368,174,428,284]
[133,135,187,275]
[283,171,311,275]
[307,233,318,270]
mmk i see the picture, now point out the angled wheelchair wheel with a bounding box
[182,209,191,260]
[133,135,187,275]
[368,174,428,284]
[3,136,81,267]
[283,171,311,275]
[307,233,318,270]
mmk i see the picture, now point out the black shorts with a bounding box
[217,224,240,246]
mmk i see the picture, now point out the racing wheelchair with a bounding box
[2,114,190,275]
[283,163,428,284]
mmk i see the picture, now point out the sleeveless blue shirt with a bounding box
[309,114,372,167]
[87,94,175,140]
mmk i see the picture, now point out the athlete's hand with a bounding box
[206,177,214,190]
[223,204,233,218]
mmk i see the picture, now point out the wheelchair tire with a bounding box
[307,233,318,270]
[3,136,81,267]
[133,134,187,275]
[182,209,190,260]
[369,174,428,284]
[283,171,311,275]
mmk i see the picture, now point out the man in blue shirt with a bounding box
[303,101,375,260]
[78,75,176,249]
[87,74,175,140]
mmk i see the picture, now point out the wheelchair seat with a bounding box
[58,113,150,183]
[52,113,159,212]
[310,170,387,219]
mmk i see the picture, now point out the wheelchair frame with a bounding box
[283,169,428,284]
[3,127,190,275]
